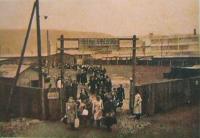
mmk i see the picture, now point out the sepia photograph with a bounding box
[0,0,199,137]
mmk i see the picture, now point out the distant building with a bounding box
[119,39,146,57]
[78,38,119,52]
[144,33,199,57]
[64,50,92,64]
[51,50,92,65]
[0,64,30,85]
[0,64,39,87]
[0,33,198,66]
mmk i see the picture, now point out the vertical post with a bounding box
[130,35,136,114]
[0,44,1,57]
[6,2,36,118]
[60,34,65,115]
[47,30,51,74]
[36,0,46,119]
[177,36,180,56]
[161,40,163,57]
[107,46,109,65]
[129,78,133,113]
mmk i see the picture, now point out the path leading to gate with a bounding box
[48,65,171,111]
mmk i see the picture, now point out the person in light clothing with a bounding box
[92,96,103,128]
[134,91,142,120]
[81,106,89,127]
[66,97,77,128]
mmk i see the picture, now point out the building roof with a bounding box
[149,34,199,40]
[0,58,8,62]
[153,55,200,59]
[180,65,200,70]
[0,64,30,78]
[0,51,59,58]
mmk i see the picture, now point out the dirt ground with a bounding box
[0,104,199,138]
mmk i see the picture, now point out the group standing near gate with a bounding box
[57,64,142,131]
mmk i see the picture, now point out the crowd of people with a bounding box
[58,64,128,131]
[64,94,117,131]
[56,64,143,131]
[62,64,125,105]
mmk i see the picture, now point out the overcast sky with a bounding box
[0,0,199,36]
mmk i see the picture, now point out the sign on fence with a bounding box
[79,38,119,47]
[48,92,59,99]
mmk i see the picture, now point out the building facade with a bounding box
[144,34,199,57]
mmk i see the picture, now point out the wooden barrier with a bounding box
[1,76,199,120]
[0,83,63,120]
[47,91,60,120]
[0,83,47,120]
[136,76,200,115]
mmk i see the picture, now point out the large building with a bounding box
[116,33,199,58]
[143,33,199,57]
[0,33,198,66]
[74,33,199,59]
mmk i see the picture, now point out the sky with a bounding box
[0,0,199,36]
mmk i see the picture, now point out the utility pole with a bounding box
[47,30,51,74]
[36,0,46,119]
[161,40,163,57]
[6,2,36,119]
[60,34,65,115]
[107,46,109,65]
[130,35,137,114]
[44,16,51,74]
[0,44,1,57]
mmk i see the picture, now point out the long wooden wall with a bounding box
[136,77,200,115]
[0,77,199,120]
[0,84,46,120]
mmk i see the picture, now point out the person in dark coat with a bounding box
[116,84,125,103]
[65,82,73,101]
[82,71,87,85]
[72,80,78,100]
[88,76,96,94]
[79,88,89,101]
[103,97,117,131]
[85,98,93,126]
[80,70,87,85]
[106,78,112,93]
[102,67,106,74]
[76,69,81,84]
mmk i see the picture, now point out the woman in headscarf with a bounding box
[134,91,142,120]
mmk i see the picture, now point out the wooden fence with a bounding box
[136,76,200,115]
[0,83,62,121]
[1,76,199,120]
[0,83,47,120]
